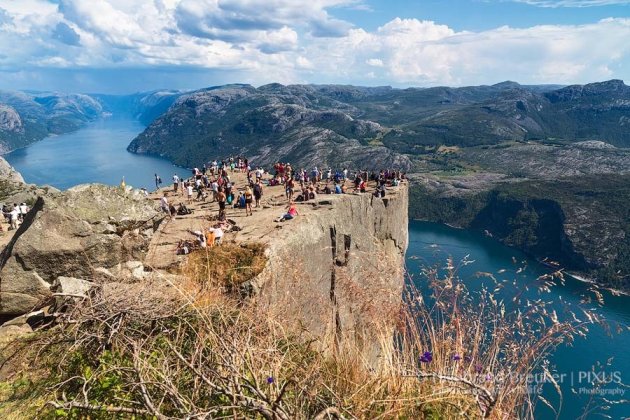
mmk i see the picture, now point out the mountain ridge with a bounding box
[127,80,629,169]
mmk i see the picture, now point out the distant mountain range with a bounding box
[2,80,628,168]
[0,91,103,153]
[127,80,630,169]
[0,89,183,154]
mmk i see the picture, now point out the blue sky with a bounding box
[336,0,630,31]
[0,0,628,93]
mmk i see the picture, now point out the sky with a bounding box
[0,0,628,93]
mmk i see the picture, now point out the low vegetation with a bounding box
[182,243,267,289]
[1,248,614,419]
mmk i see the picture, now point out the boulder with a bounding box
[53,277,95,297]
[109,260,146,281]
[0,184,164,316]
[0,323,32,340]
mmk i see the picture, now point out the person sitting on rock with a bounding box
[190,230,207,249]
[276,202,299,222]
[177,203,193,215]
[176,239,192,255]
[359,179,367,193]
[373,184,386,198]
[207,226,224,246]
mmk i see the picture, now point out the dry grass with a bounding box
[182,243,267,290]
[0,255,613,419]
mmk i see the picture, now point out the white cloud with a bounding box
[366,58,384,67]
[300,18,630,86]
[0,0,628,90]
[512,0,630,7]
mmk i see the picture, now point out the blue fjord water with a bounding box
[4,117,183,191]
[4,118,629,418]
[407,221,629,419]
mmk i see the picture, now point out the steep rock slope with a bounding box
[247,184,409,360]
[94,90,183,125]
[410,175,630,291]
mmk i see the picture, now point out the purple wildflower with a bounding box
[266,376,274,384]
[419,351,433,363]
[452,354,462,361]
[485,373,493,382]
[475,364,483,374]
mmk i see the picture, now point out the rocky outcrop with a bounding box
[0,156,24,184]
[0,184,163,316]
[0,105,23,133]
[247,183,409,361]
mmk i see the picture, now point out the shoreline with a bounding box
[564,271,630,297]
[411,220,629,298]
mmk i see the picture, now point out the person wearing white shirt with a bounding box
[9,205,19,230]
[160,195,169,215]
[186,185,194,203]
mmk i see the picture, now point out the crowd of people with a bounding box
[153,156,406,256]
[1,202,30,232]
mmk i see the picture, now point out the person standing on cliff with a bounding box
[9,204,19,230]
[172,174,179,192]
[216,187,227,220]
[186,183,194,204]
[154,173,162,191]
[286,177,295,201]
[160,194,169,216]
[244,186,253,216]
[253,179,263,208]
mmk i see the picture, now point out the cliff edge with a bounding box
[248,184,408,360]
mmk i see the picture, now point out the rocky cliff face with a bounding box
[127,80,630,168]
[246,184,409,361]
[410,175,630,291]
[0,156,24,184]
[0,184,164,317]
[0,105,23,133]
